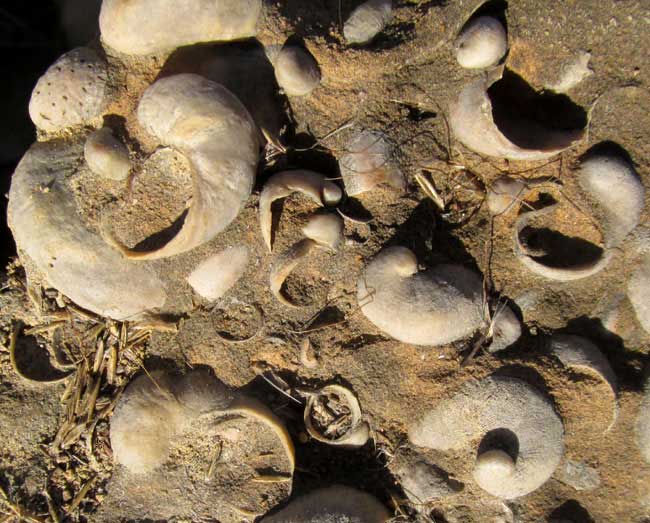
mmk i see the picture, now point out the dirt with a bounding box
[2,1,650,522]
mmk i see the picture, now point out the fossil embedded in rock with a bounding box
[107,369,295,522]
[99,0,262,55]
[339,130,405,196]
[394,457,463,504]
[261,486,389,523]
[449,68,586,160]
[344,0,393,45]
[551,334,618,432]
[357,246,484,346]
[186,245,250,302]
[409,375,564,499]
[259,170,343,252]
[487,305,522,353]
[106,74,259,260]
[7,140,167,320]
[274,45,321,96]
[303,384,370,448]
[84,127,132,181]
[302,213,344,250]
[455,16,507,69]
[29,47,108,133]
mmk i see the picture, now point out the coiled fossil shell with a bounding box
[455,16,507,70]
[99,0,262,55]
[357,246,484,346]
[449,68,585,160]
[261,486,389,523]
[29,47,108,133]
[551,334,618,432]
[107,74,259,260]
[344,0,393,45]
[107,370,295,522]
[7,140,166,320]
[409,376,564,499]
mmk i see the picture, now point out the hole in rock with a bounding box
[548,500,594,523]
[477,427,520,462]
[12,334,69,382]
[465,0,509,33]
[488,69,587,150]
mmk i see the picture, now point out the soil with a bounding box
[2,1,650,523]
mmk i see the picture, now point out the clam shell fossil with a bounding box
[551,334,618,432]
[7,140,166,320]
[99,0,262,55]
[84,127,132,181]
[409,375,564,499]
[449,68,585,160]
[274,45,321,97]
[455,16,507,70]
[261,486,389,523]
[29,47,108,133]
[106,74,259,260]
[303,384,370,448]
[357,246,484,346]
[107,370,295,522]
[339,130,405,196]
[259,170,343,252]
[186,245,250,302]
[344,0,393,45]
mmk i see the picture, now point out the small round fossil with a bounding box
[84,127,132,181]
[455,16,507,69]
[344,0,393,45]
[274,45,321,96]
[473,449,516,489]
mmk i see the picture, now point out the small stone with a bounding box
[557,460,600,491]
[274,45,321,96]
[84,127,132,181]
[397,460,463,503]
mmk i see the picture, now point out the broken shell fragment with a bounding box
[636,375,650,464]
[261,486,389,523]
[449,68,585,160]
[7,140,166,320]
[84,127,132,181]
[551,334,618,432]
[29,47,108,132]
[108,74,259,260]
[409,376,564,499]
[455,16,507,69]
[546,51,593,93]
[357,246,484,346]
[578,152,644,248]
[186,245,250,302]
[339,130,405,196]
[107,370,295,522]
[486,176,526,215]
[270,239,317,308]
[344,0,393,45]
[274,45,321,96]
[302,213,344,250]
[99,0,262,55]
[304,384,370,448]
[259,170,343,252]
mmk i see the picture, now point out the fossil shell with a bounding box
[270,239,317,308]
[395,459,463,504]
[302,213,344,250]
[99,0,262,55]
[186,245,250,301]
[449,68,585,160]
[7,140,166,320]
[487,305,521,353]
[107,370,295,522]
[29,47,108,132]
[578,152,644,248]
[486,176,526,215]
[303,384,370,448]
[409,376,564,499]
[455,16,507,69]
[84,127,132,181]
[339,130,405,196]
[107,74,259,260]
[357,246,484,346]
[274,45,321,96]
[546,51,593,93]
[344,0,393,45]
[551,334,618,432]
[261,486,389,523]
[259,170,343,252]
